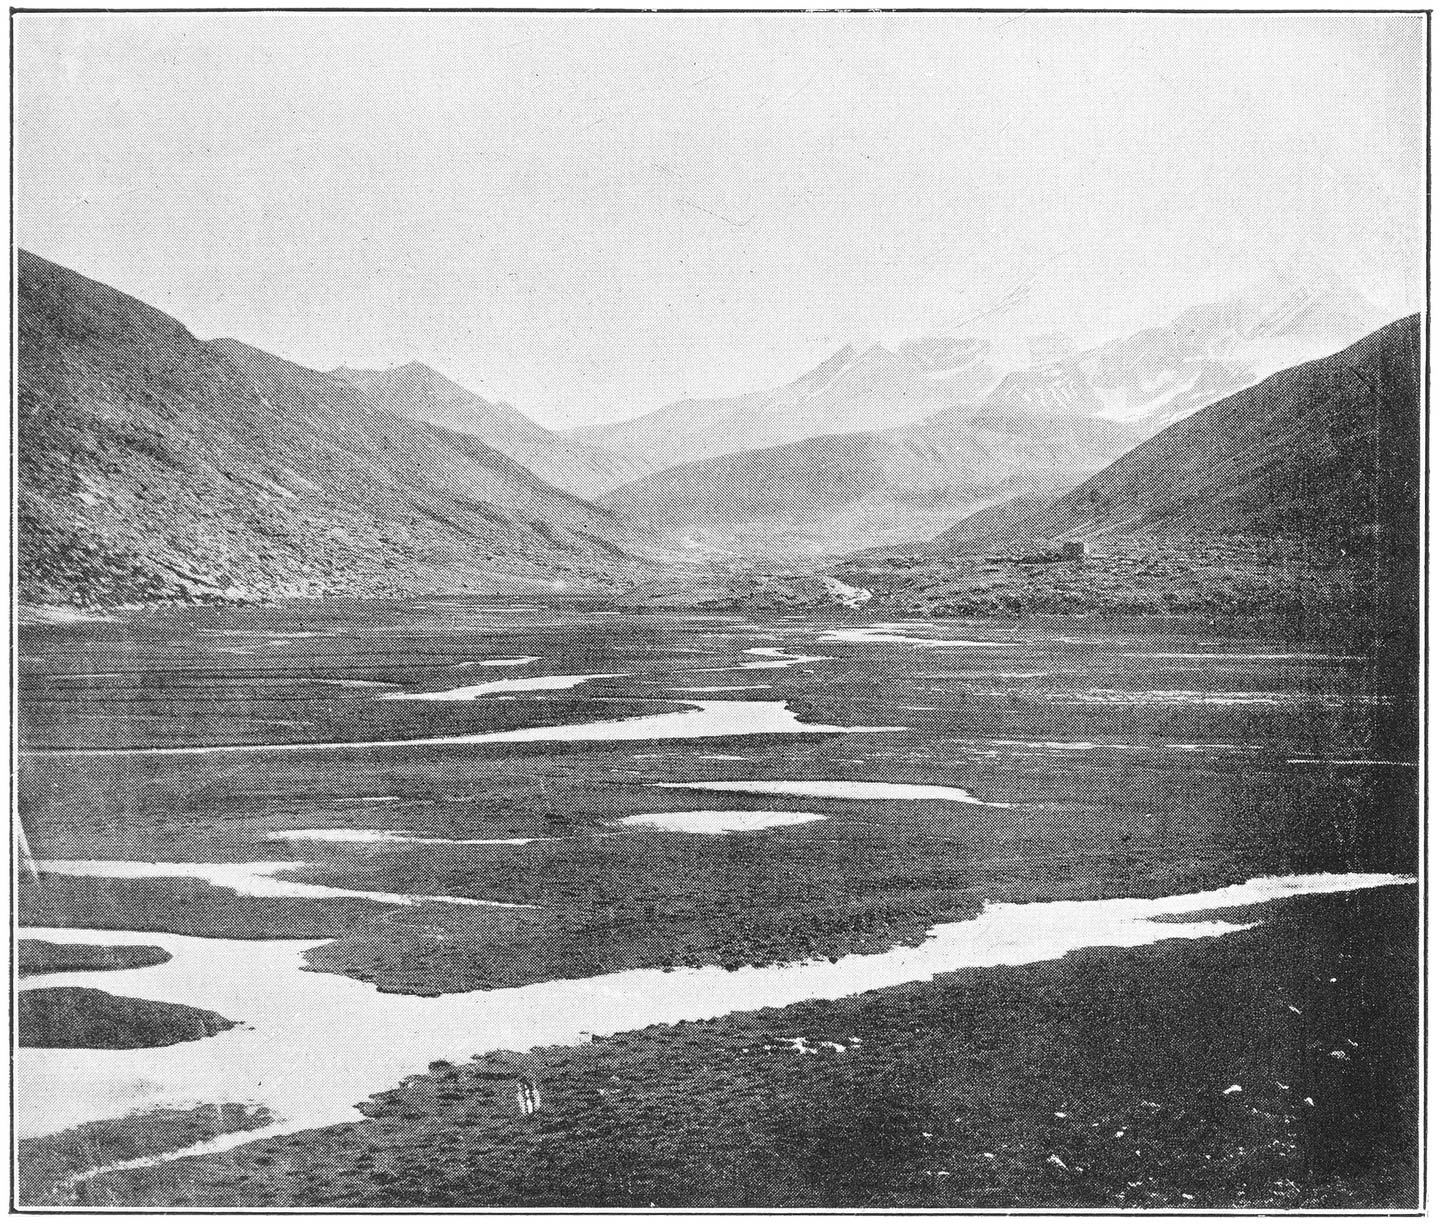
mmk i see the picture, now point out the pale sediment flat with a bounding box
[979,738,1150,752]
[819,626,1015,647]
[617,811,829,834]
[265,830,553,846]
[17,606,119,625]
[21,700,899,758]
[820,576,873,608]
[307,679,396,689]
[1286,757,1417,767]
[959,739,1257,756]
[379,673,625,700]
[1122,652,1362,662]
[655,780,1010,806]
[1168,742,1263,752]
[1054,689,1355,707]
[680,648,831,675]
[669,685,773,692]
[33,860,534,909]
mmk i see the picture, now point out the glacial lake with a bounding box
[15,597,1418,1171]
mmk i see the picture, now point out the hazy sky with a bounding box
[15,12,1425,428]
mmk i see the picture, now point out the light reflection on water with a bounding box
[17,873,1414,1169]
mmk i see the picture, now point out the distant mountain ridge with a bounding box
[598,403,1143,558]
[19,244,1401,610]
[569,253,1390,495]
[567,339,1001,478]
[17,250,667,607]
[960,313,1421,550]
[330,362,648,499]
[988,257,1391,433]
[825,315,1420,638]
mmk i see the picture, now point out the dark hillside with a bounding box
[17,250,666,607]
[1016,315,1421,549]
[599,408,1139,557]
[332,362,647,500]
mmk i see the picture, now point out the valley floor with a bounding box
[843,537,1349,618]
[13,598,1419,1208]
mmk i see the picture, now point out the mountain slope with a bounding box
[572,253,1388,489]
[17,250,664,607]
[999,314,1420,545]
[943,258,1389,439]
[330,362,647,499]
[568,341,1000,477]
[834,316,1420,634]
[923,494,1059,554]
[598,406,1141,558]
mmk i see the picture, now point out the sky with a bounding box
[14,11,1426,429]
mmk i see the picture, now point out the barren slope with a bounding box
[17,251,665,607]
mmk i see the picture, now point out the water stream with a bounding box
[17,872,1413,1166]
[23,700,899,759]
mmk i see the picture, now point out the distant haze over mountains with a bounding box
[597,406,1142,559]
[566,340,1002,477]
[572,252,1387,473]
[580,253,1390,557]
[946,313,1421,553]
[320,252,1385,489]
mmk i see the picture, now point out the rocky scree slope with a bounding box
[17,250,666,608]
